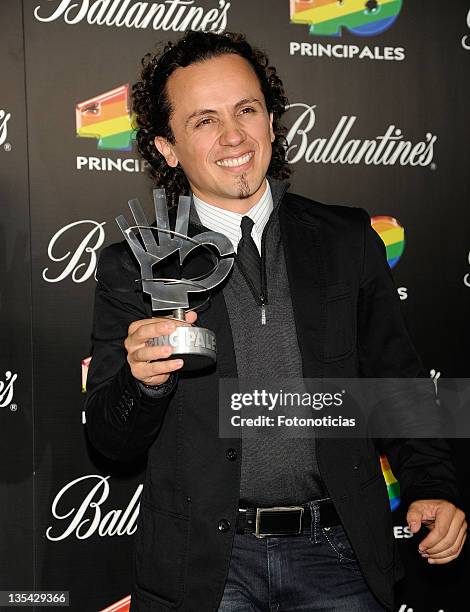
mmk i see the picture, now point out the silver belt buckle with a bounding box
[254,505,304,538]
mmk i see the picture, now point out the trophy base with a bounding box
[148,325,216,371]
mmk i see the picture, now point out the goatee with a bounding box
[236,173,251,199]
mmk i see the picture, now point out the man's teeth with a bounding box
[216,152,253,167]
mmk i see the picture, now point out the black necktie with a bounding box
[237,216,261,295]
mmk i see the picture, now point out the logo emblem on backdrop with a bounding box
[46,475,142,541]
[464,251,470,287]
[0,371,18,408]
[76,84,136,151]
[285,104,436,167]
[33,0,230,32]
[42,220,106,283]
[81,357,91,393]
[99,596,131,612]
[380,455,400,510]
[0,109,11,148]
[371,216,405,268]
[290,0,403,36]
[462,8,470,50]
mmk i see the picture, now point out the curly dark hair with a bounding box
[132,30,291,207]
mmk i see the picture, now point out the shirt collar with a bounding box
[192,180,273,253]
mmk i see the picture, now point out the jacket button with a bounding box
[226,448,237,461]
[218,519,231,532]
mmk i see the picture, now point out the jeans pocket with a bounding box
[321,524,361,572]
[217,587,257,612]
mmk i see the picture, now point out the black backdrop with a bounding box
[1,1,470,610]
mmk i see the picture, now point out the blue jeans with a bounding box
[217,500,385,612]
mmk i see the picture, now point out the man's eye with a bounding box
[196,118,213,127]
[240,107,255,114]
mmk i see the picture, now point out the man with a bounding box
[85,31,466,611]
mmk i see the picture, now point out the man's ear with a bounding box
[269,112,275,143]
[154,136,179,168]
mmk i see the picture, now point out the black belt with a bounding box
[236,498,341,538]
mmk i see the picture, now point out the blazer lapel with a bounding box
[279,203,327,379]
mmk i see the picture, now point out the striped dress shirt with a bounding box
[192,180,273,255]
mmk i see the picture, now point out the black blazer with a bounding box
[85,187,459,612]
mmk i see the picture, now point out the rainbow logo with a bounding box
[76,84,136,151]
[371,215,405,269]
[380,454,400,511]
[290,0,403,37]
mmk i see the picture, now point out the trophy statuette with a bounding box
[116,189,235,370]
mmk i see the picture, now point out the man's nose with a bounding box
[219,118,246,147]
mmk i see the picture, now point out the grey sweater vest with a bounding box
[190,181,326,505]
[223,204,326,506]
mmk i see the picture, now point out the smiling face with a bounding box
[154,53,275,213]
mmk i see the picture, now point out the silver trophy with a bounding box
[116,189,234,370]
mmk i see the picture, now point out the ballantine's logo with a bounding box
[0,109,11,146]
[0,371,17,408]
[46,475,142,541]
[285,104,436,167]
[42,220,106,283]
[464,251,470,288]
[462,8,470,50]
[34,0,230,32]
[290,0,403,36]
[76,85,135,151]
[371,216,405,268]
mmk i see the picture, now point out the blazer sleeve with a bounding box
[84,242,175,462]
[356,208,460,508]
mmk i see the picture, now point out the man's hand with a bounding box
[406,499,467,564]
[125,311,198,386]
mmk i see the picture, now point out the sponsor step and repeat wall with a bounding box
[1,1,470,610]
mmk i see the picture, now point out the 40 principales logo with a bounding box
[371,216,404,269]
[290,0,403,37]
[76,84,145,173]
[76,84,135,151]
[289,0,405,61]
[371,216,408,301]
